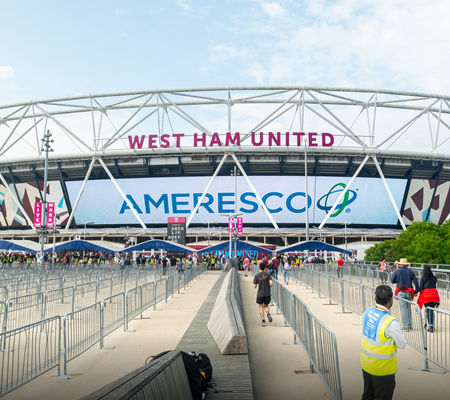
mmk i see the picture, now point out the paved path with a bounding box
[240,273,332,400]
[3,272,221,400]
[268,273,450,400]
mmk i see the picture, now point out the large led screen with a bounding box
[66,176,407,225]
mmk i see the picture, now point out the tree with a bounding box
[364,221,449,267]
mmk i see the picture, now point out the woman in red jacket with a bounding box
[416,265,440,332]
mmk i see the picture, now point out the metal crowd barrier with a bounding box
[62,303,102,377]
[0,264,207,395]
[290,264,449,374]
[0,316,61,396]
[101,293,125,344]
[261,269,342,400]
[426,307,450,372]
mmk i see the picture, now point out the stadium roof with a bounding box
[1,87,448,233]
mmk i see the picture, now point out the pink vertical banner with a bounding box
[237,217,243,235]
[46,202,55,228]
[228,217,235,236]
[33,202,43,228]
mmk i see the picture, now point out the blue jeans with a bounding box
[397,291,412,330]
[425,302,439,326]
[283,270,289,284]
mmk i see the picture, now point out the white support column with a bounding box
[318,155,370,229]
[186,153,229,228]
[0,172,35,230]
[230,153,279,230]
[65,157,96,230]
[97,158,147,229]
[372,156,407,231]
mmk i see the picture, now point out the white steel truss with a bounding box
[1,86,450,229]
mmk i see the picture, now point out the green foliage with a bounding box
[364,221,450,265]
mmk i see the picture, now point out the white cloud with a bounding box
[0,66,14,79]
[209,44,239,62]
[261,2,286,17]
[175,0,194,12]
[207,0,450,94]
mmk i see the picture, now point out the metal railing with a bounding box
[289,264,449,374]
[0,263,207,395]
[260,270,343,400]
[426,307,450,372]
[0,317,61,397]
[62,303,101,376]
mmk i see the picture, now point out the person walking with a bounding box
[253,263,273,327]
[283,257,290,285]
[176,258,184,274]
[361,285,407,400]
[243,256,250,277]
[416,265,440,332]
[390,258,419,331]
[337,256,344,278]
[379,258,390,284]
[272,256,280,280]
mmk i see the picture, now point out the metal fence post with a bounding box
[306,313,315,373]
[165,279,168,303]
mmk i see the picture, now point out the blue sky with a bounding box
[1,0,449,104]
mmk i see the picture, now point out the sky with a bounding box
[1,0,450,104]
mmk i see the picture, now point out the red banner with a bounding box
[33,202,43,228]
[228,217,235,236]
[237,217,243,235]
[46,202,55,228]
[167,217,186,223]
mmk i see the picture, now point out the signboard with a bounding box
[46,202,55,228]
[67,175,407,225]
[33,202,43,227]
[128,132,335,150]
[167,217,186,245]
[228,217,235,236]
[237,217,243,235]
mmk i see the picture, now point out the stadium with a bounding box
[1,86,450,255]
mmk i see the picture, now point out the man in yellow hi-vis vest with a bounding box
[361,285,407,400]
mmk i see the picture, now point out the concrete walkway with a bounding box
[240,273,332,400]
[3,272,221,400]
[244,272,450,400]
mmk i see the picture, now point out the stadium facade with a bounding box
[0,86,449,249]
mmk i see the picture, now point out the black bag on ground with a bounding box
[195,352,213,382]
[145,350,207,400]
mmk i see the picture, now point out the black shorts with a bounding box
[256,296,271,305]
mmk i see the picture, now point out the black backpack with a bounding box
[195,353,213,382]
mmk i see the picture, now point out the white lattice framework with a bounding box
[1,86,450,232]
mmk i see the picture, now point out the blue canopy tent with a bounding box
[276,240,352,255]
[118,239,194,254]
[0,239,40,254]
[197,240,272,256]
[43,240,122,254]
